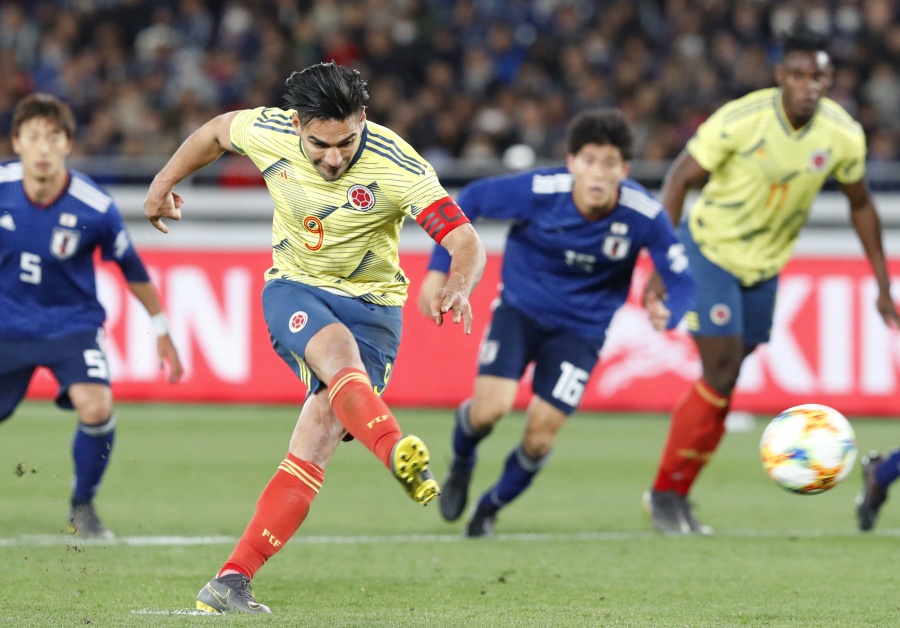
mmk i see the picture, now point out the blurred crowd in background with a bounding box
[1,0,899,179]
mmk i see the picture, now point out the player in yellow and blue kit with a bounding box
[144,62,485,614]
[643,28,900,536]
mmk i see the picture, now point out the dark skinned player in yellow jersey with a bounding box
[643,28,900,535]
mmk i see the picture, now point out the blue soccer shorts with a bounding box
[0,328,111,422]
[477,298,605,414]
[261,278,402,396]
[680,225,778,347]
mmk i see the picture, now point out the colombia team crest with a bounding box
[808,150,829,173]
[347,184,375,211]
[289,311,308,333]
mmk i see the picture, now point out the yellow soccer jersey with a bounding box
[230,107,454,305]
[686,87,866,285]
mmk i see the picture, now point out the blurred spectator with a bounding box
[0,0,899,177]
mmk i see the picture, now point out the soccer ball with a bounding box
[759,404,857,495]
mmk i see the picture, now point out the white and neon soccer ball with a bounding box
[759,404,857,495]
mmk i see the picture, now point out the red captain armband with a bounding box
[415,196,470,245]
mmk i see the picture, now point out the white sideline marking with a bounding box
[3,528,900,547]
[131,609,209,616]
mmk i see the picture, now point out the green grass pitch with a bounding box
[2,401,899,626]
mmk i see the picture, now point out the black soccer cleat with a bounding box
[68,502,115,541]
[856,452,888,532]
[643,489,692,536]
[439,463,473,522]
[680,496,713,536]
[465,503,497,538]
[196,573,271,614]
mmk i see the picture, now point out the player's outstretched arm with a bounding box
[128,281,184,383]
[842,179,900,329]
[417,270,447,319]
[427,223,485,334]
[144,111,242,233]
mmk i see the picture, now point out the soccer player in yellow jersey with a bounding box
[643,28,900,536]
[144,62,485,613]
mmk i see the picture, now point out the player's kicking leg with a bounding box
[265,280,440,506]
[391,434,439,505]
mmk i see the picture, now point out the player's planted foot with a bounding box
[856,452,888,532]
[643,489,691,536]
[465,503,497,538]
[680,496,713,536]
[391,435,440,505]
[439,462,473,522]
[68,502,115,541]
[196,573,271,614]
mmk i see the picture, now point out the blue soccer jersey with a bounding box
[0,162,149,340]
[429,167,695,341]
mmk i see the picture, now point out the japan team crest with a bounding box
[50,227,80,260]
[601,234,631,260]
[808,150,829,173]
[347,184,375,211]
[289,311,308,333]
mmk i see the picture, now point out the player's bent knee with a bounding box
[704,367,741,396]
[78,405,114,425]
[521,437,553,459]
[71,394,113,424]
[469,402,508,430]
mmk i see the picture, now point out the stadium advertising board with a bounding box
[25,250,900,416]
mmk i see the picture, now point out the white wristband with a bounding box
[151,312,170,337]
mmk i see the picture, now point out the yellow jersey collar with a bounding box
[774,89,818,139]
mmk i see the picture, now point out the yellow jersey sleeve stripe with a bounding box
[367,132,427,171]
[817,109,861,135]
[253,121,295,135]
[261,110,292,122]
[722,97,773,126]
[365,144,426,176]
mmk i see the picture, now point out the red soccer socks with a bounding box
[653,378,729,495]
[328,367,402,468]
[220,454,324,579]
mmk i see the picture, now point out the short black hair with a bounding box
[12,93,76,139]
[566,109,633,160]
[782,27,828,56]
[283,62,369,126]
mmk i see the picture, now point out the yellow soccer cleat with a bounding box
[391,435,440,505]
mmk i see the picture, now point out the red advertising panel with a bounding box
[25,250,900,416]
